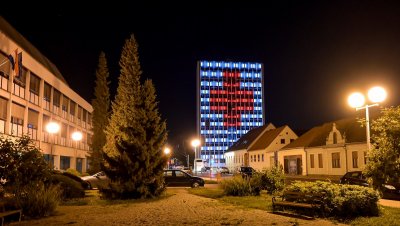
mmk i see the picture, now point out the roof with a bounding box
[248,126,287,151]
[0,16,68,85]
[227,125,267,152]
[283,116,367,149]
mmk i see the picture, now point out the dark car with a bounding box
[340,171,400,200]
[239,166,255,178]
[163,169,205,188]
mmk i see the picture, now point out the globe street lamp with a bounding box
[191,139,200,174]
[164,147,171,169]
[46,121,60,168]
[348,86,387,151]
[72,131,83,171]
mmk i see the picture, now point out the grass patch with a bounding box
[189,188,273,211]
[349,206,400,226]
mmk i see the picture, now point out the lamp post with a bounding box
[72,131,83,171]
[191,139,200,174]
[348,86,387,151]
[46,121,60,169]
[164,147,171,169]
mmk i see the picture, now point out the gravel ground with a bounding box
[12,188,345,226]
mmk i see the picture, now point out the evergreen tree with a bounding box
[364,106,400,190]
[89,51,110,174]
[102,34,167,199]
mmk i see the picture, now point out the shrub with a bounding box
[50,174,85,199]
[220,175,260,196]
[66,168,81,177]
[251,166,285,194]
[16,182,61,218]
[286,181,380,217]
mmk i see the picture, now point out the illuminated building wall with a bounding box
[197,60,264,167]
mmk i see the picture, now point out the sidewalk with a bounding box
[379,199,400,208]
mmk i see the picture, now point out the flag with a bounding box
[14,49,22,78]
[7,54,14,70]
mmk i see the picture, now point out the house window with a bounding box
[262,154,264,162]
[42,115,50,142]
[11,102,24,136]
[310,154,315,168]
[333,132,337,144]
[318,153,323,168]
[258,154,260,162]
[0,52,11,91]
[281,139,285,144]
[60,156,70,170]
[62,96,69,119]
[332,152,340,168]
[53,89,61,115]
[352,151,358,168]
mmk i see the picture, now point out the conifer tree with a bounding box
[102,34,167,199]
[89,51,110,174]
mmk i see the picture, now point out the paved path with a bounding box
[13,188,345,226]
[379,199,400,208]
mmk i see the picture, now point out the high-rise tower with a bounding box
[197,60,264,167]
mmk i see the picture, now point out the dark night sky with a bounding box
[3,2,400,148]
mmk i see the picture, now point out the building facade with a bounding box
[279,117,367,176]
[224,123,298,173]
[197,60,264,167]
[0,17,93,173]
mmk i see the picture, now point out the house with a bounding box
[224,123,298,172]
[279,117,367,176]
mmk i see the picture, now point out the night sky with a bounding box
[3,2,400,149]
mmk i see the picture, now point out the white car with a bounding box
[81,171,110,189]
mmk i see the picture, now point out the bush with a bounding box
[251,166,285,194]
[286,181,380,217]
[50,174,85,199]
[16,182,61,218]
[66,168,81,177]
[220,175,260,196]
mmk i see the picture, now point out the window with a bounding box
[310,154,315,168]
[257,154,260,162]
[333,132,337,144]
[27,109,39,140]
[53,89,61,114]
[44,83,51,110]
[29,73,40,105]
[332,152,340,168]
[262,154,264,162]
[42,115,50,142]
[352,151,358,168]
[61,123,67,146]
[0,53,10,91]
[280,139,285,144]
[0,97,7,133]
[62,96,69,119]
[11,102,24,136]
[60,156,70,170]
[13,67,26,98]
[70,101,76,121]
[318,153,323,168]
[76,158,83,173]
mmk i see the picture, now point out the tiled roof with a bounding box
[227,125,267,152]
[248,126,287,151]
[0,16,68,85]
[283,116,367,149]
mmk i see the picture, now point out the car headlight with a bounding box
[383,184,396,190]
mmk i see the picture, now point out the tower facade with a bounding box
[197,60,264,167]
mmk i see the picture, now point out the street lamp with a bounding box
[348,86,387,151]
[72,131,83,171]
[191,139,200,174]
[46,122,60,168]
[164,147,171,169]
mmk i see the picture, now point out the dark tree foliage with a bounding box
[89,51,111,174]
[364,106,400,189]
[0,136,52,193]
[102,34,167,199]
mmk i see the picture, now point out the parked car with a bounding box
[239,166,255,178]
[81,171,110,189]
[219,167,230,174]
[340,171,400,200]
[163,169,204,188]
